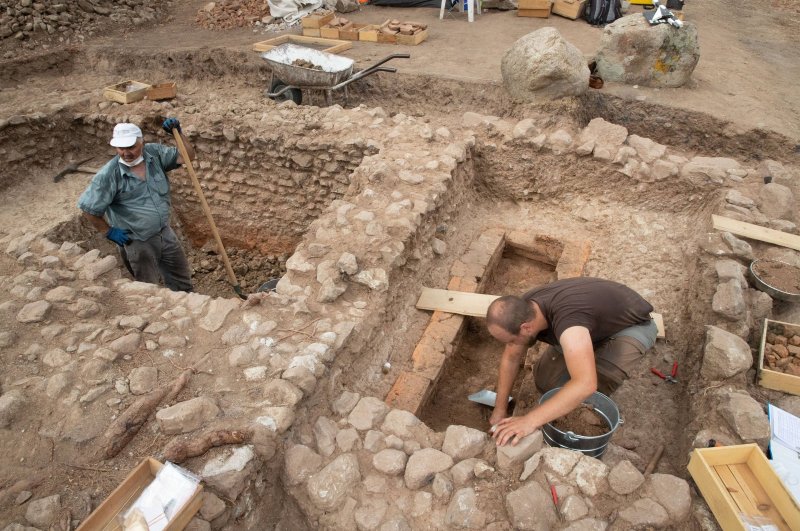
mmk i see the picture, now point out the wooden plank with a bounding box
[252,34,352,53]
[713,215,800,252]
[747,450,800,530]
[731,463,791,531]
[651,312,666,339]
[714,464,761,517]
[416,288,666,338]
[416,288,497,317]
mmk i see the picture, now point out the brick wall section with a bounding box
[386,229,506,414]
[555,239,592,279]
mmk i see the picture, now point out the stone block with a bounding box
[506,481,557,530]
[156,396,221,434]
[306,453,361,510]
[701,325,752,380]
[405,448,454,489]
[442,425,488,461]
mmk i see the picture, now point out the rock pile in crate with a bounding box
[0,0,169,43]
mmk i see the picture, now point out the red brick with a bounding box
[385,371,433,415]
[556,240,592,279]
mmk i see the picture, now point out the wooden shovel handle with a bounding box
[172,130,244,298]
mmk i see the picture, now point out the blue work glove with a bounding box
[162,117,182,135]
[106,227,131,246]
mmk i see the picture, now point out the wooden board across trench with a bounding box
[416,288,666,339]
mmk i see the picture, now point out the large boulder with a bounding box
[501,27,589,103]
[595,15,699,88]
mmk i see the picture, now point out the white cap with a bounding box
[110,123,143,148]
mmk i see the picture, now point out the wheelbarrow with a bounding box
[262,44,410,106]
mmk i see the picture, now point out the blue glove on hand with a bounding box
[162,117,181,135]
[106,227,131,246]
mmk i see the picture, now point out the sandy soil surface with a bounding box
[34,0,790,141]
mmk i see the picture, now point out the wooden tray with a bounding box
[77,458,203,530]
[340,23,367,41]
[358,24,382,42]
[688,444,800,531]
[301,11,334,29]
[757,318,800,396]
[103,80,151,104]
[396,27,428,46]
[145,82,176,101]
[252,34,352,54]
[302,27,321,38]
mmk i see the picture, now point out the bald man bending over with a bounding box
[485,277,657,446]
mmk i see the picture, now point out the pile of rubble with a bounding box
[0,0,169,43]
[196,0,272,30]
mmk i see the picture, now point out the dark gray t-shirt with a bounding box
[523,277,654,346]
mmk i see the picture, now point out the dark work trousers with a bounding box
[119,225,193,292]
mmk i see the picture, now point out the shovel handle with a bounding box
[172,130,245,299]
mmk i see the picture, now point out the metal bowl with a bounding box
[749,259,800,303]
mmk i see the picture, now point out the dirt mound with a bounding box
[0,0,171,49]
[196,0,272,30]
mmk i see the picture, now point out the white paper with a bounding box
[124,462,199,530]
[768,403,800,505]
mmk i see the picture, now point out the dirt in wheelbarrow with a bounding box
[551,404,611,437]
[753,259,800,294]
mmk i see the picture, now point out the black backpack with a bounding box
[585,0,622,25]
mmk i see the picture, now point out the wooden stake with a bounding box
[644,444,665,476]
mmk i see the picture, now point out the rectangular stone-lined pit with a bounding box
[386,228,591,424]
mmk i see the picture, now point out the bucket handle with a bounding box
[565,431,579,442]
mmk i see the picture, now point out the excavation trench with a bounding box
[2,47,796,528]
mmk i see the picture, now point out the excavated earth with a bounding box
[1,18,800,531]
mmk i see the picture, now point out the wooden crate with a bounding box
[519,0,552,8]
[252,34,352,54]
[552,0,586,18]
[103,80,151,104]
[340,23,367,41]
[77,458,203,530]
[757,318,800,396]
[301,11,333,29]
[518,7,551,16]
[145,82,176,101]
[321,23,348,39]
[358,24,382,42]
[377,20,397,44]
[688,444,800,531]
[302,27,321,37]
[395,23,428,46]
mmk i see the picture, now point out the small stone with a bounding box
[431,238,447,255]
[0,390,26,428]
[306,454,361,510]
[336,427,361,452]
[355,498,388,530]
[17,300,51,323]
[619,498,669,527]
[712,280,746,321]
[649,473,691,521]
[25,494,61,528]
[156,397,221,434]
[446,488,486,529]
[44,286,76,302]
[109,333,141,355]
[373,449,408,476]
[313,416,339,457]
[128,367,157,395]
[561,495,589,522]
[201,445,257,501]
[443,425,488,461]
[506,481,557,530]
[348,396,390,431]
[405,448,454,490]
[284,444,323,486]
[15,490,33,505]
[718,392,769,445]
[496,430,544,472]
[608,459,645,495]
[332,390,360,416]
[569,456,610,497]
[701,325,753,380]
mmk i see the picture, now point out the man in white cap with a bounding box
[78,118,195,291]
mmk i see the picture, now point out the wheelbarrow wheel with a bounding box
[268,79,302,105]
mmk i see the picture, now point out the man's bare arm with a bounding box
[489,342,526,426]
[82,211,109,234]
[492,326,597,446]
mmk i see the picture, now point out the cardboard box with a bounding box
[145,82,177,101]
[757,319,800,396]
[301,11,334,29]
[552,0,586,19]
[518,8,551,17]
[688,444,800,531]
[77,458,203,531]
[103,80,151,104]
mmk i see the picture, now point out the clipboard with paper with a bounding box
[768,403,800,505]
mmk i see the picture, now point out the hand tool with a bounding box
[53,156,97,182]
[549,482,563,522]
[651,361,678,383]
[643,444,665,476]
[172,130,247,300]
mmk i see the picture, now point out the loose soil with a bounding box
[551,403,611,437]
[753,259,800,294]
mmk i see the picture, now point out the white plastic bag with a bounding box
[268,0,323,21]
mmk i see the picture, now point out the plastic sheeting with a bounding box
[268,0,324,21]
[370,0,444,7]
